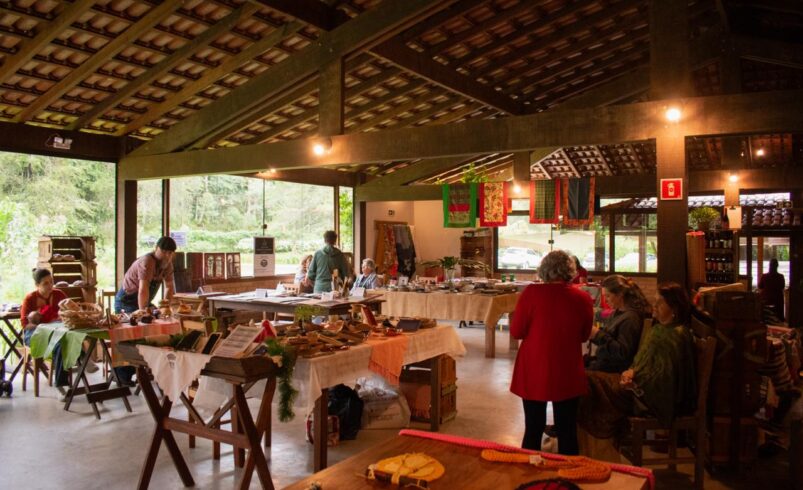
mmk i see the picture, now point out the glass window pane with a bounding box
[496,215,608,272]
[613,214,657,273]
[339,187,353,253]
[510,198,529,211]
[137,180,163,257]
[170,176,336,277]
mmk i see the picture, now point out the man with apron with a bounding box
[114,236,177,384]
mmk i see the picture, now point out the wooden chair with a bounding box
[621,336,717,490]
[98,289,118,378]
[275,283,300,323]
[21,345,50,397]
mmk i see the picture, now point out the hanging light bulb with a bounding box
[665,107,681,123]
[513,183,522,194]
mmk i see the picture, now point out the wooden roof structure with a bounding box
[0,0,802,185]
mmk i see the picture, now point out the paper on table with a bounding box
[213,325,262,358]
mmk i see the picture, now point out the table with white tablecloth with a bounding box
[381,290,520,357]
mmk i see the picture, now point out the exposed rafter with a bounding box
[69,3,260,131]
[734,36,803,70]
[0,0,96,86]
[13,1,180,123]
[128,0,458,157]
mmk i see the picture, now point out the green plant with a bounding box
[293,304,327,322]
[263,338,298,422]
[689,206,719,230]
[459,163,489,184]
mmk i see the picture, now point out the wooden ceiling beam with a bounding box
[69,3,259,131]
[119,89,803,179]
[734,36,803,70]
[249,168,358,187]
[0,119,122,162]
[370,39,522,115]
[363,156,470,187]
[400,0,491,43]
[128,0,456,156]
[121,20,305,137]
[0,0,96,86]
[13,1,179,123]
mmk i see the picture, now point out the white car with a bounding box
[499,247,541,269]
[615,252,657,272]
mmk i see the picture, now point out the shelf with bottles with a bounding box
[704,230,736,251]
[703,230,738,284]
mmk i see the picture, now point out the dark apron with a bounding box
[114,254,164,313]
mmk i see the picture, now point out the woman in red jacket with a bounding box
[20,268,67,345]
[510,250,593,455]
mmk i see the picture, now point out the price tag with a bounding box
[352,287,365,298]
[255,288,270,298]
[321,292,335,301]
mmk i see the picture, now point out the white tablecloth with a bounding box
[291,325,465,415]
[136,345,211,402]
[381,291,520,327]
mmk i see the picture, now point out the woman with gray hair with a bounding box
[509,250,594,455]
[351,258,383,291]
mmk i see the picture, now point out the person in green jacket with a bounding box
[304,230,351,293]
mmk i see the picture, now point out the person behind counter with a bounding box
[303,230,351,293]
[114,236,177,385]
[586,275,650,373]
[510,250,593,455]
[294,254,313,294]
[115,236,177,314]
[758,258,785,321]
[352,258,383,292]
[572,256,589,284]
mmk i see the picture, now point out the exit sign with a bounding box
[660,178,683,200]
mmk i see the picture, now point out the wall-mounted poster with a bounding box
[254,237,275,277]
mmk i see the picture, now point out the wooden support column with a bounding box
[318,59,345,137]
[116,179,137,287]
[651,0,691,286]
[512,152,530,182]
[789,190,803,327]
[162,179,170,237]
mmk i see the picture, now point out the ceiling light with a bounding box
[665,107,681,123]
[729,173,739,183]
[312,136,332,156]
[755,148,765,157]
[513,183,522,194]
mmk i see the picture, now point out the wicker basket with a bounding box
[58,299,103,329]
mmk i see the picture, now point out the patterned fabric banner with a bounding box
[562,177,596,226]
[529,179,561,224]
[479,182,508,227]
[442,183,478,228]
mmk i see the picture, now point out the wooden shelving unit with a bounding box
[37,235,97,303]
[703,230,738,284]
[460,231,492,277]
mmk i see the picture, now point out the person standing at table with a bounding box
[115,236,177,314]
[510,250,593,455]
[114,236,177,385]
[304,230,350,293]
[758,258,785,321]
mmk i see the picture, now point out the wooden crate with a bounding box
[56,285,97,303]
[401,355,457,387]
[37,260,97,286]
[38,236,95,261]
[708,416,758,465]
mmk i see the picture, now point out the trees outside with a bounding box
[0,154,353,305]
[0,152,115,305]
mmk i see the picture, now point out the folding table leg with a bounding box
[240,378,277,489]
[136,366,194,490]
[64,338,96,413]
[430,355,442,432]
[234,385,274,490]
[313,388,329,471]
[102,341,132,412]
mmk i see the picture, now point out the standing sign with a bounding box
[170,231,188,247]
[660,178,683,200]
[254,237,275,277]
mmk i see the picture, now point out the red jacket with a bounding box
[510,283,593,402]
[20,289,68,328]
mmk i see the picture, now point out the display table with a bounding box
[283,431,651,490]
[208,292,384,317]
[0,310,29,382]
[292,325,466,471]
[119,345,278,490]
[381,291,520,357]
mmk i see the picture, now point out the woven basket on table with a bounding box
[58,299,103,329]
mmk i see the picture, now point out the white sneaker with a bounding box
[85,359,99,374]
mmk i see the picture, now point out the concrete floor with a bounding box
[0,325,792,489]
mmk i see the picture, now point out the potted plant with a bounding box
[418,256,490,283]
[689,206,720,231]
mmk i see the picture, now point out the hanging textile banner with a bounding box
[442,183,478,228]
[562,177,596,226]
[529,179,561,224]
[479,182,508,227]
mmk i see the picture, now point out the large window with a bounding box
[339,187,353,253]
[0,152,115,304]
[739,236,790,287]
[496,201,608,272]
[613,214,657,273]
[169,176,339,275]
[137,180,163,257]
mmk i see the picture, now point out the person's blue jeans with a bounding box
[113,287,141,385]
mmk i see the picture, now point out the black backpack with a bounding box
[328,384,363,440]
